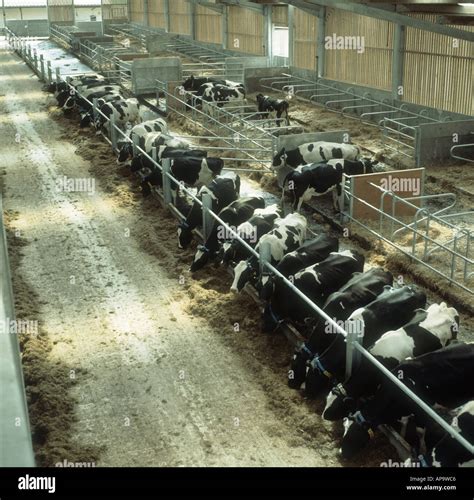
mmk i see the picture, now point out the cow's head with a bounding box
[422,302,459,345]
[288,344,314,389]
[261,303,282,333]
[258,274,275,302]
[272,148,286,169]
[230,259,256,293]
[221,241,236,266]
[304,356,333,398]
[256,93,264,104]
[177,221,193,249]
[62,96,76,113]
[322,384,355,421]
[340,412,375,460]
[130,155,144,173]
[117,143,133,163]
[80,111,93,128]
[190,245,212,272]
[182,75,194,91]
[207,158,225,176]
[361,158,378,174]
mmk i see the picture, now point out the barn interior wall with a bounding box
[148,0,166,29]
[227,5,265,55]
[403,14,474,116]
[196,5,222,45]
[129,0,144,24]
[35,0,472,116]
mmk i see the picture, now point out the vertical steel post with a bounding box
[132,132,139,157]
[202,192,214,241]
[345,320,363,379]
[222,5,228,50]
[164,0,170,33]
[392,24,405,101]
[317,7,326,78]
[40,54,45,81]
[288,4,294,68]
[161,156,173,205]
[259,240,272,277]
[92,98,98,122]
[110,114,117,150]
[55,66,60,83]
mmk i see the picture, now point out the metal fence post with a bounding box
[47,61,52,84]
[33,49,38,75]
[110,114,117,150]
[345,321,363,379]
[39,54,45,81]
[259,240,272,277]
[55,67,60,83]
[92,98,98,122]
[132,133,139,157]
[161,156,173,205]
[202,193,214,240]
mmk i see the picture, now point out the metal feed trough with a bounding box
[259,72,474,167]
[8,30,474,465]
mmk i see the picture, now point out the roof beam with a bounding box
[189,0,224,14]
[291,0,321,16]
[217,0,265,14]
[295,0,474,41]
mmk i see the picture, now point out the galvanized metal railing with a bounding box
[10,31,474,463]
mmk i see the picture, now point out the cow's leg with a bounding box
[276,110,282,128]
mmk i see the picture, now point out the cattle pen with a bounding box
[0,0,473,494]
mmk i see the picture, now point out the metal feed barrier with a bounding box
[107,22,246,83]
[340,177,473,295]
[8,31,474,465]
[156,78,303,173]
[259,72,459,166]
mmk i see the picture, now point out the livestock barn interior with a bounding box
[0,0,473,486]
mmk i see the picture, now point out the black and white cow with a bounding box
[230,213,308,293]
[258,234,340,302]
[48,74,105,95]
[262,250,365,334]
[177,172,241,249]
[201,84,246,116]
[288,268,394,390]
[182,75,243,91]
[340,342,474,460]
[256,94,290,127]
[304,284,427,399]
[284,158,377,211]
[55,77,109,107]
[117,119,169,163]
[60,82,121,111]
[78,92,124,126]
[189,196,267,272]
[323,302,459,421]
[221,204,282,266]
[130,133,192,172]
[94,98,143,133]
[427,400,474,467]
[272,141,361,169]
[141,156,224,198]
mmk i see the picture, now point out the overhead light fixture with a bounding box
[457,2,474,5]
